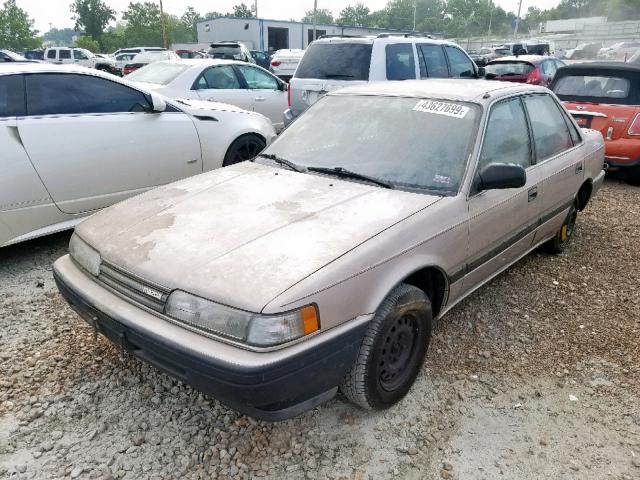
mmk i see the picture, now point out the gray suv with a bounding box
[284,34,481,124]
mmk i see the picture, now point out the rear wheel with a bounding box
[340,284,432,410]
[544,201,578,254]
[222,134,266,167]
[626,167,640,186]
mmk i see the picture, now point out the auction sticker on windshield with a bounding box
[413,100,470,119]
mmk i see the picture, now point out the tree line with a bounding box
[1,0,640,53]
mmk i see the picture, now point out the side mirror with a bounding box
[477,66,486,78]
[149,92,167,113]
[280,82,288,92]
[477,163,526,191]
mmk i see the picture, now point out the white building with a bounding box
[197,16,418,52]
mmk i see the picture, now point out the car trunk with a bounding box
[563,102,640,140]
[484,61,534,84]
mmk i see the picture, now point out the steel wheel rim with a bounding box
[562,207,577,246]
[379,313,419,392]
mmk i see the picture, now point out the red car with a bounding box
[552,62,640,185]
[484,55,565,87]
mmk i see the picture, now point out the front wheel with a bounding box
[340,283,432,410]
[222,134,266,167]
[543,201,578,254]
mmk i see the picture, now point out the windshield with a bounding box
[262,95,481,194]
[485,61,534,76]
[1,50,26,60]
[554,75,631,99]
[126,62,191,85]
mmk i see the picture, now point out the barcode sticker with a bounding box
[413,100,470,119]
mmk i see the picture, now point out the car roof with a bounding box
[0,63,94,75]
[151,59,243,68]
[558,61,640,73]
[489,55,550,64]
[311,35,459,47]
[329,79,547,104]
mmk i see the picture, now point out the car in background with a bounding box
[269,49,305,81]
[629,50,640,64]
[53,79,604,420]
[552,62,640,185]
[0,63,276,248]
[285,35,481,124]
[495,42,528,56]
[468,46,509,66]
[115,53,136,74]
[126,59,288,131]
[44,47,118,74]
[208,42,254,63]
[251,50,271,69]
[564,42,601,60]
[597,41,640,61]
[122,50,180,75]
[0,50,37,63]
[485,55,565,87]
[175,50,207,59]
[524,41,552,56]
[22,50,44,60]
[111,47,165,58]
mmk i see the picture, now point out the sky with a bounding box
[17,0,563,34]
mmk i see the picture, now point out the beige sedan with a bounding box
[54,79,605,420]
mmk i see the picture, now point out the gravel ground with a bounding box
[1,178,639,480]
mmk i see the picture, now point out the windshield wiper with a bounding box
[257,153,306,172]
[307,166,394,189]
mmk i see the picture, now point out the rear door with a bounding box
[58,48,73,65]
[18,72,202,214]
[288,42,372,117]
[234,64,287,130]
[192,64,253,110]
[0,74,53,245]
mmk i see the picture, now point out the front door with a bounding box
[234,64,287,130]
[463,96,543,293]
[18,73,202,215]
[192,65,253,110]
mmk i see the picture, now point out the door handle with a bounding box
[254,96,266,101]
[206,97,215,101]
[528,186,538,202]
[575,163,584,174]
[187,159,198,164]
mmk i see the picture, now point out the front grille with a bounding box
[98,262,171,313]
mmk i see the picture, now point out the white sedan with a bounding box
[126,59,288,131]
[0,63,276,248]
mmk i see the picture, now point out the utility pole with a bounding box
[253,0,258,17]
[159,0,168,49]
[313,0,318,41]
[514,0,523,39]
[487,0,493,38]
[413,0,417,32]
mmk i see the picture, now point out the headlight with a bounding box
[164,290,319,347]
[69,234,101,276]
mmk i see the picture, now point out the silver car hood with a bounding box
[76,162,440,312]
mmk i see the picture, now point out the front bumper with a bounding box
[53,255,369,420]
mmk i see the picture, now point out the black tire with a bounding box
[340,283,432,410]
[626,167,640,186]
[543,200,578,254]
[222,134,266,167]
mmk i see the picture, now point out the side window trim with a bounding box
[554,96,583,146]
[519,95,538,165]
[232,65,255,90]
[192,68,211,90]
[440,45,453,77]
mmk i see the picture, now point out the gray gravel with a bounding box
[1,179,639,480]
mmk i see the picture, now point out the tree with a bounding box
[70,0,115,43]
[203,11,222,20]
[43,27,79,46]
[181,6,201,41]
[0,0,40,51]
[100,23,126,52]
[301,8,334,24]
[75,34,100,51]
[231,3,254,18]
[122,2,163,47]
[337,3,370,26]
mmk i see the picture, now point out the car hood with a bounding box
[76,161,440,312]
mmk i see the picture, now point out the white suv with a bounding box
[44,47,118,74]
[284,34,481,124]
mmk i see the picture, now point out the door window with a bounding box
[194,66,242,90]
[59,49,71,60]
[26,74,150,116]
[479,97,531,171]
[541,60,556,76]
[46,50,56,59]
[523,94,574,161]
[73,49,88,60]
[0,75,24,117]
[236,65,279,90]
[386,43,416,80]
[417,45,448,78]
[444,46,475,77]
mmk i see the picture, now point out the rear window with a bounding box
[126,62,191,85]
[208,45,242,60]
[485,61,534,76]
[294,43,372,81]
[554,75,630,99]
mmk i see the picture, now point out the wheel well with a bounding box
[402,267,448,317]
[576,180,593,211]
